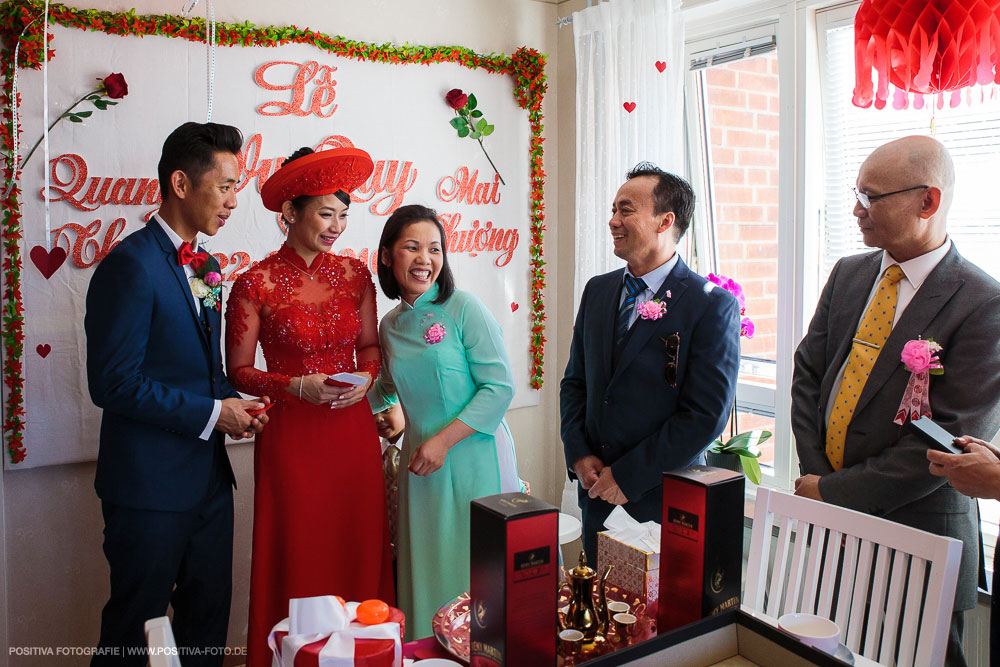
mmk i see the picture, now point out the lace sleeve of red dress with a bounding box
[354,262,381,379]
[224,269,293,399]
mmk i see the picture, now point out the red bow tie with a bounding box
[177,244,208,271]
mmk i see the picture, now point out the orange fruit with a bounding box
[355,599,390,625]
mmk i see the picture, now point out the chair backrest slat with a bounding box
[863,543,892,658]
[834,534,860,642]
[896,556,927,667]
[784,517,809,615]
[847,539,875,652]
[879,550,909,666]
[765,515,794,617]
[816,528,843,618]
[801,524,826,614]
[745,495,773,611]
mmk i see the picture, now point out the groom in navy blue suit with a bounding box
[561,164,741,561]
[86,122,270,666]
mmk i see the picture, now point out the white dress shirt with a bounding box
[155,215,222,440]
[619,252,680,330]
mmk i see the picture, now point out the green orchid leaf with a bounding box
[719,430,772,454]
[458,127,470,138]
[724,446,761,459]
[483,125,495,136]
[739,455,762,485]
[471,110,483,118]
[476,118,487,131]
[467,94,478,110]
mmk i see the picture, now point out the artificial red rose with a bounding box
[102,73,128,99]
[445,88,468,110]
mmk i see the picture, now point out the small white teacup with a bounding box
[778,613,840,654]
[607,601,630,615]
[612,612,638,639]
[559,628,585,656]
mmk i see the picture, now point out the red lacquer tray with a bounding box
[431,584,655,663]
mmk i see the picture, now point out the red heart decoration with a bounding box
[36,344,51,358]
[655,61,667,73]
[30,245,68,279]
[623,102,637,113]
[510,302,519,313]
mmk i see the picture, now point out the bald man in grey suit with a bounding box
[792,136,1000,666]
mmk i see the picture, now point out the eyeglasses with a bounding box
[662,333,680,388]
[852,185,928,210]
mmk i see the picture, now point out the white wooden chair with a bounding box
[144,616,182,667]
[745,487,962,667]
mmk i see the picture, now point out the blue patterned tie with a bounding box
[616,274,647,342]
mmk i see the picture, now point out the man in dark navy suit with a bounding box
[561,163,740,561]
[86,122,269,666]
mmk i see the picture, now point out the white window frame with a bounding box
[679,0,1000,593]
[682,0,800,491]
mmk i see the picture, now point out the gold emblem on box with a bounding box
[474,599,488,629]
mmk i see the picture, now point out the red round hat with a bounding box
[260,147,375,212]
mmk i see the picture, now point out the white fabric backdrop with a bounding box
[12,25,538,468]
[572,0,685,310]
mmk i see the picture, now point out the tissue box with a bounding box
[597,531,660,618]
[470,492,558,666]
[657,466,744,634]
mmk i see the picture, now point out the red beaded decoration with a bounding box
[225,245,381,399]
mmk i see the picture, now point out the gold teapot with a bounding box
[558,550,613,639]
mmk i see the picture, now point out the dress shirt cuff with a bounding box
[199,399,222,441]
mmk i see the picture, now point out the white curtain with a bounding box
[572,0,685,309]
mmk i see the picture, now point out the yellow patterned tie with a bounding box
[825,265,906,469]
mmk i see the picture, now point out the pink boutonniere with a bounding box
[188,265,224,311]
[423,322,447,345]
[637,299,668,320]
[894,338,943,425]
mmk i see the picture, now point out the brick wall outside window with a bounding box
[701,53,780,463]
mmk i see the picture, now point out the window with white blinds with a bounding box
[818,22,1000,286]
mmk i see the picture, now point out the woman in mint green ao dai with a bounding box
[368,204,521,639]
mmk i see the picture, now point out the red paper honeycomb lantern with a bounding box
[854,0,1000,108]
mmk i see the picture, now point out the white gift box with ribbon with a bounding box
[268,595,402,667]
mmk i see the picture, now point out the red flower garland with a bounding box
[0,1,548,462]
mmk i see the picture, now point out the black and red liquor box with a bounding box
[658,467,744,633]
[470,492,558,666]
